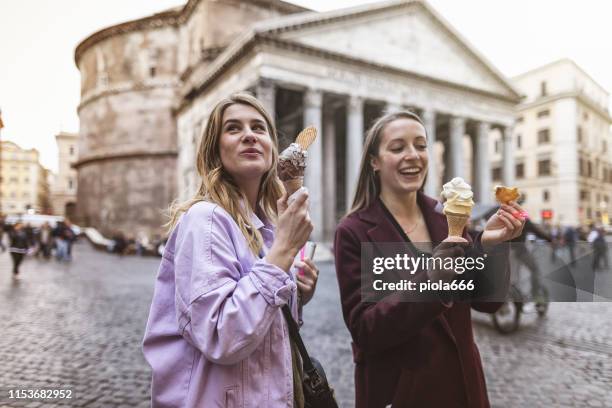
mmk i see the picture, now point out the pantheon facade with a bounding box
[75,0,520,240]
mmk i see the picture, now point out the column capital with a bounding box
[256,77,275,90]
[348,94,363,111]
[256,78,276,120]
[450,115,466,128]
[421,108,436,122]
[385,101,402,113]
[477,121,491,133]
[304,88,323,109]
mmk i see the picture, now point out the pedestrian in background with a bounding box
[136,231,150,256]
[550,223,562,262]
[39,222,53,259]
[143,93,317,407]
[591,226,609,271]
[63,219,76,261]
[563,225,578,265]
[0,214,6,253]
[8,222,30,276]
[113,231,127,256]
[53,221,69,262]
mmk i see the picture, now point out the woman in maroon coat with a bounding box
[334,111,526,408]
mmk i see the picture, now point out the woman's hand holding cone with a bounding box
[481,201,526,248]
[267,190,313,272]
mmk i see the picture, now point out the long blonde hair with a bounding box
[166,92,284,255]
[348,111,427,216]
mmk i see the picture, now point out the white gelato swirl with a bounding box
[441,177,474,215]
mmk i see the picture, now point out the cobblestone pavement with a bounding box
[1,241,611,407]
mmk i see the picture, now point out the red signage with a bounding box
[541,209,553,219]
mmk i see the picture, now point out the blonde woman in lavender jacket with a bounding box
[143,93,318,407]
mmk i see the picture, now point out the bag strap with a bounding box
[258,248,317,376]
[281,305,316,374]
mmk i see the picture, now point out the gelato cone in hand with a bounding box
[441,177,475,237]
[277,126,317,197]
[278,143,307,195]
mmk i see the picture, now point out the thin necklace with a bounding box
[403,220,419,235]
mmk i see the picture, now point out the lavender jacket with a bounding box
[142,201,302,407]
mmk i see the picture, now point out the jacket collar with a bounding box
[357,191,447,246]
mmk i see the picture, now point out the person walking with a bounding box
[63,219,76,261]
[142,93,318,407]
[53,221,69,262]
[592,226,609,271]
[563,225,578,265]
[550,223,562,262]
[8,222,31,276]
[334,110,525,408]
[0,214,7,253]
[39,222,53,259]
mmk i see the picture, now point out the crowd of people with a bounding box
[105,230,167,257]
[0,215,77,277]
[544,223,609,270]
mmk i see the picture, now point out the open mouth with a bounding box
[398,167,422,176]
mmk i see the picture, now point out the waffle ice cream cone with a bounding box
[277,126,318,198]
[445,211,470,237]
[441,177,475,238]
[283,177,304,197]
[295,126,317,150]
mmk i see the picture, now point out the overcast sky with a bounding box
[1,0,611,172]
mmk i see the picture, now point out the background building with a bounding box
[73,0,306,237]
[75,0,522,240]
[506,59,612,226]
[0,140,51,215]
[175,0,520,241]
[50,131,79,219]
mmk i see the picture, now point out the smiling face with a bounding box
[370,118,428,195]
[219,103,274,183]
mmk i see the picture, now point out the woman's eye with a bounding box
[390,147,403,153]
[417,144,428,150]
[227,125,239,132]
[253,125,266,132]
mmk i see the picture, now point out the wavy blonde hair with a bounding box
[348,110,427,216]
[165,92,284,255]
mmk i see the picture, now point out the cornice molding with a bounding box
[74,0,309,67]
[517,91,612,123]
[176,34,520,115]
[75,9,181,66]
[73,151,178,169]
[77,81,178,113]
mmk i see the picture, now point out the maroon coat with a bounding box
[334,192,509,408]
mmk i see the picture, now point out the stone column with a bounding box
[422,109,438,197]
[323,110,336,240]
[256,79,275,122]
[449,116,466,179]
[474,122,492,203]
[502,125,515,186]
[303,89,323,241]
[385,101,402,114]
[346,95,364,210]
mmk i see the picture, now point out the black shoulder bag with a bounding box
[281,305,339,408]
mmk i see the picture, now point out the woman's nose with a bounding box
[403,147,419,160]
[241,128,257,143]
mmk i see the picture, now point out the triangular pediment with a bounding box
[264,1,517,98]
